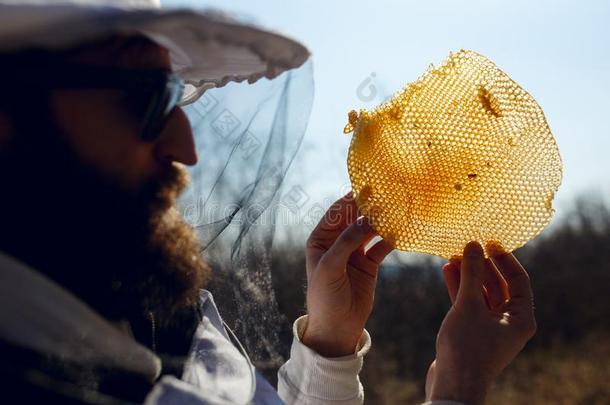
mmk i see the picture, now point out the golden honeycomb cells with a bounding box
[346,50,562,259]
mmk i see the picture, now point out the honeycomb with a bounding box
[345,50,562,259]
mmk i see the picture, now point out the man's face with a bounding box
[0,36,209,326]
[50,36,198,191]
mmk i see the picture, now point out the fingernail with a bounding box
[356,216,373,233]
[442,262,457,272]
[485,240,507,257]
[463,241,484,257]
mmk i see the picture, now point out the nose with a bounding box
[152,107,198,166]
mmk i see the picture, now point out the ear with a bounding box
[0,111,13,148]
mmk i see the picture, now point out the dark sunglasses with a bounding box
[4,64,185,141]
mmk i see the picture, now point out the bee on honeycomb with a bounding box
[345,50,562,259]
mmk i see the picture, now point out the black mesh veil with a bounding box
[178,59,314,367]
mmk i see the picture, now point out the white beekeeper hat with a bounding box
[0,0,311,104]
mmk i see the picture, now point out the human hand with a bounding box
[425,241,537,404]
[301,193,393,357]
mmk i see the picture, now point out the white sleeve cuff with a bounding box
[277,315,371,404]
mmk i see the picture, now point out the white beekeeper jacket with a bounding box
[0,251,465,405]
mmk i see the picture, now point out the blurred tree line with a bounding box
[210,196,610,404]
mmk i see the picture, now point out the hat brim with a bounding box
[0,4,311,104]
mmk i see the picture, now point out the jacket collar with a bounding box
[0,250,161,381]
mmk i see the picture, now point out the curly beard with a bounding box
[0,98,210,331]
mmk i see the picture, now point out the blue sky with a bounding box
[167,0,610,222]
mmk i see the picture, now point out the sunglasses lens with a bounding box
[140,75,184,141]
[164,76,184,115]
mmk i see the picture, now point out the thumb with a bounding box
[455,241,487,308]
[319,218,374,279]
